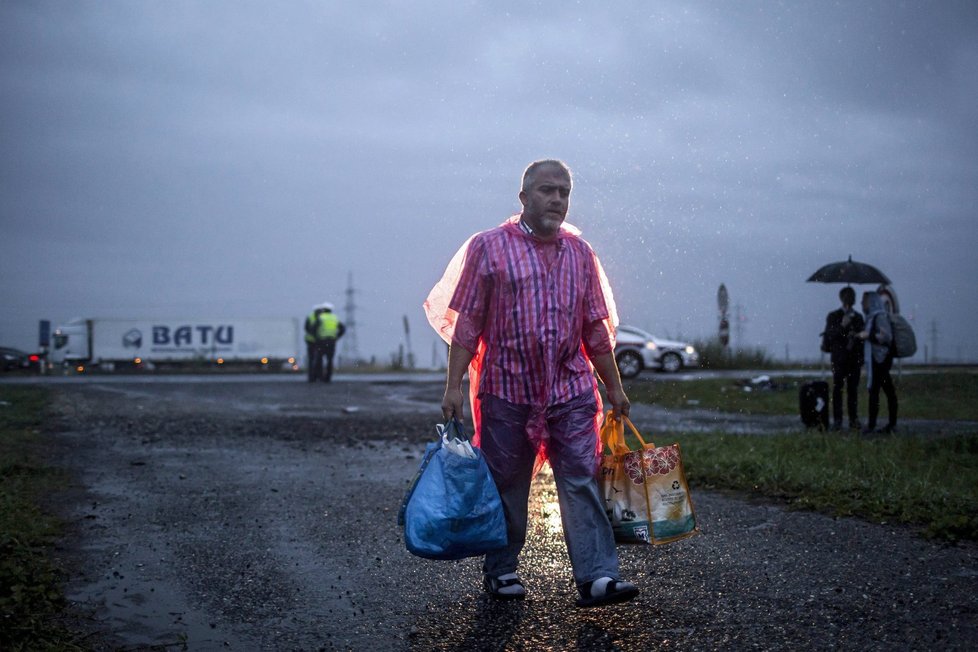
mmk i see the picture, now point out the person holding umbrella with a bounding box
[857,291,898,435]
[821,286,865,431]
[808,256,893,433]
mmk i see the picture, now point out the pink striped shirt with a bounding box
[449,216,611,407]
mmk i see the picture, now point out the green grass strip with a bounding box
[625,371,978,421]
[635,430,978,542]
[0,386,86,651]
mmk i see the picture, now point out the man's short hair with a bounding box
[839,286,856,305]
[521,159,572,192]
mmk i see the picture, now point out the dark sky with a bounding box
[2,1,976,364]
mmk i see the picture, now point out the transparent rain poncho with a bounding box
[423,214,620,474]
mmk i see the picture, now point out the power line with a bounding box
[341,271,360,364]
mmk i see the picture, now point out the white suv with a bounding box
[614,325,699,378]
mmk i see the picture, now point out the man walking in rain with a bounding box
[424,159,639,608]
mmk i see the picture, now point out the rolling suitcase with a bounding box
[799,381,829,429]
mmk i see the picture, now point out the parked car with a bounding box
[0,347,40,372]
[614,325,699,378]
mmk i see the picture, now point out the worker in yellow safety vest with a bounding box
[305,302,346,382]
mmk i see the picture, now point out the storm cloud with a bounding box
[2,1,976,364]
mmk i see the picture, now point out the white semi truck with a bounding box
[50,318,302,371]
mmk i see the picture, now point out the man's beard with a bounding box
[538,212,564,235]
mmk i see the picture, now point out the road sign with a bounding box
[39,320,51,348]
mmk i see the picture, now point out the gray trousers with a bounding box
[479,392,620,586]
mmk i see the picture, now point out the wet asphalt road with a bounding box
[29,376,978,650]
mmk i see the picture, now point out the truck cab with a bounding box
[51,320,91,365]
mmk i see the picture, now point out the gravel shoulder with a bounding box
[41,380,978,650]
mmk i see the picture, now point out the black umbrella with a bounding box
[806,255,891,285]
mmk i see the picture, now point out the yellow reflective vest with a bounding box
[318,312,339,339]
[306,311,339,342]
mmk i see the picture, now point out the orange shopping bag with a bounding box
[599,411,699,544]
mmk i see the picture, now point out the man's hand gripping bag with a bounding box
[599,411,699,544]
[397,419,507,560]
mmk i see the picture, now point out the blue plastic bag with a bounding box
[398,420,507,560]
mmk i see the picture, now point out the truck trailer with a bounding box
[50,318,301,371]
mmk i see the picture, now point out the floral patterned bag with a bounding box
[599,411,698,545]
